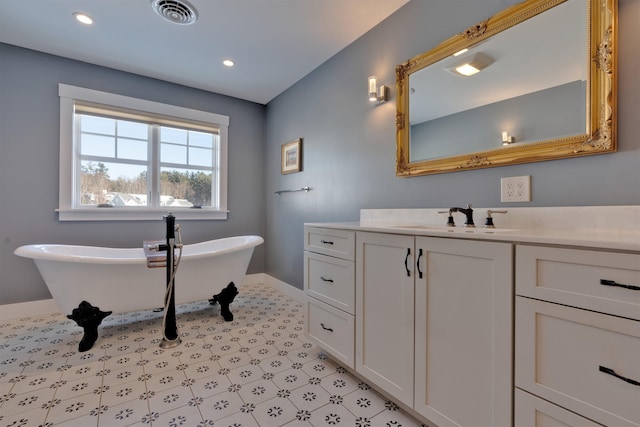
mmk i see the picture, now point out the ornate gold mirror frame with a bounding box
[396,0,617,176]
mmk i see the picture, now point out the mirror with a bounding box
[396,0,617,176]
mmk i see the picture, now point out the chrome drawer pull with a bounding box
[600,279,640,291]
[599,366,640,387]
[320,240,334,245]
[320,323,334,332]
[320,276,334,283]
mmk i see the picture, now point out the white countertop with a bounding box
[305,206,640,252]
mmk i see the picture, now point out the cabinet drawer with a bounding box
[305,298,354,368]
[515,389,602,427]
[516,245,640,320]
[516,297,640,427]
[304,252,354,314]
[304,227,355,261]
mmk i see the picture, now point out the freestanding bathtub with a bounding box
[14,235,263,350]
[15,235,263,316]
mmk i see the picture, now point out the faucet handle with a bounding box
[484,210,508,228]
[438,210,456,227]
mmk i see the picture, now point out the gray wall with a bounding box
[0,44,266,304]
[265,0,640,290]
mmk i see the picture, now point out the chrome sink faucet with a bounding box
[449,204,475,227]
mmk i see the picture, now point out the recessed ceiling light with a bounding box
[223,59,235,67]
[73,12,94,25]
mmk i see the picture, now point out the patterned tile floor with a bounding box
[0,283,426,427]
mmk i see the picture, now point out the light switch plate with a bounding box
[501,175,531,202]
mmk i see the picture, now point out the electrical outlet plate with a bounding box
[501,175,531,202]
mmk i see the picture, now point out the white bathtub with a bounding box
[14,235,263,316]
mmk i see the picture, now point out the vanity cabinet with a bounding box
[304,227,356,368]
[515,245,640,427]
[355,231,512,426]
[305,208,640,427]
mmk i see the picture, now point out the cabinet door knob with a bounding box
[600,279,640,291]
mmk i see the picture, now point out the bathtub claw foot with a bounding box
[67,301,112,352]
[208,282,239,322]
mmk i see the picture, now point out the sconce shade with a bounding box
[368,76,387,102]
[368,76,378,101]
[447,52,494,77]
[502,131,514,145]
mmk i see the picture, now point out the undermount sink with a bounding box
[389,224,518,234]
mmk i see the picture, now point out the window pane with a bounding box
[117,138,148,161]
[160,167,212,207]
[64,86,228,218]
[81,115,115,134]
[80,161,148,206]
[189,147,212,167]
[161,127,187,144]
[189,131,213,148]
[161,143,187,164]
[117,120,147,139]
[81,134,115,157]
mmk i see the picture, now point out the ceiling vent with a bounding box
[151,0,198,25]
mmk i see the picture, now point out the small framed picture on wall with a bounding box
[281,138,302,174]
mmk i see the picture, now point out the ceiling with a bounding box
[0,0,408,105]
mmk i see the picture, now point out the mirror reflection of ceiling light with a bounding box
[73,12,94,25]
[223,59,235,67]
[447,52,494,77]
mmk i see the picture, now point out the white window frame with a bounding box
[58,84,229,221]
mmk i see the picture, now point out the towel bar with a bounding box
[275,186,311,195]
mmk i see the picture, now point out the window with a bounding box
[59,84,228,220]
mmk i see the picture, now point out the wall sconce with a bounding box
[502,131,515,145]
[446,52,494,77]
[368,76,388,102]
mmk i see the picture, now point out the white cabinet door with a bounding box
[355,232,415,407]
[414,237,512,427]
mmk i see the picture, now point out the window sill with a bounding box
[56,208,228,221]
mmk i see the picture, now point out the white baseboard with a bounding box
[0,299,60,321]
[239,272,265,286]
[0,273,304,321]
[261,274,305,302]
